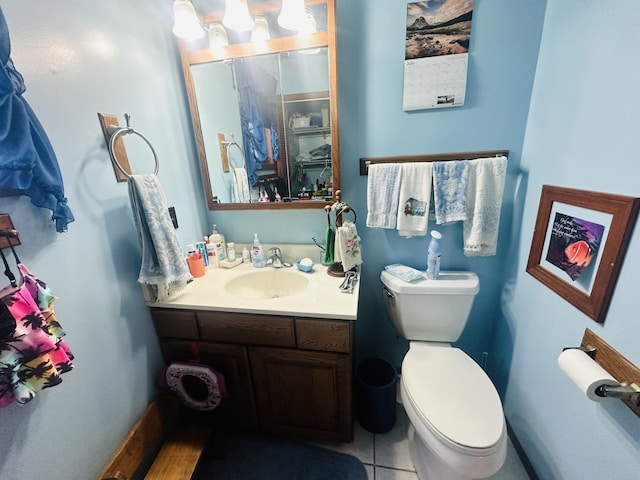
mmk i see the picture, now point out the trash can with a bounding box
[355,357,398,434]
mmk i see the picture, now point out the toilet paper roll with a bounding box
[557,348,619,402]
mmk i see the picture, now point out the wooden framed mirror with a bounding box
[177,0,339,210]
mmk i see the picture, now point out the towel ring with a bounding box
[107,114,159,178]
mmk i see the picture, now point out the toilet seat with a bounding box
[165,362,226,411]
[402,343,505,456]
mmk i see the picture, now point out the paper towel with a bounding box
[557,348,619,401]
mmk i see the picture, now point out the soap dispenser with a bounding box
[426,230,442,280]
[251,233,266,268]
[210,224,226,261]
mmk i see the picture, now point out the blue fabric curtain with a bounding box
[235,61,279,187]
[0,7,74,232]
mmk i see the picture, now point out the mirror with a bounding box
[178,0,339,210]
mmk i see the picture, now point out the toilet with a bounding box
[381,270,507,480]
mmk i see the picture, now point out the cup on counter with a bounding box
[187,254,205,278]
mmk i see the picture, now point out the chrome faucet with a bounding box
[267,247,283,268]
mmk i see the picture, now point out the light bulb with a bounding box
[208,23,229,50]
[172,0,205,41]
[251,16,271,42]
[278,0,307,31]
[223,0,254,32]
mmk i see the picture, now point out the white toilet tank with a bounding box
[381,270,479,342]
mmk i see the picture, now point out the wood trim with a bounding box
[582,328,640,418]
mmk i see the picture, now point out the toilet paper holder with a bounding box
[563,329,640,416]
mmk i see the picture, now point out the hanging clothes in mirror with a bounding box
[0,7,74,232]
[235,59,280,187]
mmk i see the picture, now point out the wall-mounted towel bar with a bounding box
[359,149,509,175]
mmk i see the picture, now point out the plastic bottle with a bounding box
[251,233,266,268]
[227,242,237,262]
[210,224,226,261]
[242,247,251,263]
[426,230,442,280]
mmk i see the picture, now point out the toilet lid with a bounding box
[402,344,504,450]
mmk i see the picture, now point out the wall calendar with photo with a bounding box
[403,0,474,111]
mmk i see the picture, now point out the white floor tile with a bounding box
[364,464,375,480]
[375,466,420,480]
[374,404,415,471]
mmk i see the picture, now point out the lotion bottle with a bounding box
[426,230,442,280]
[210,224,226,261]
[251,233,266,268]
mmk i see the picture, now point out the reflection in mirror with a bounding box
[177,0,339,210]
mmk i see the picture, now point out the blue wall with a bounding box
[493,1,640,478]
[3,1,639,479]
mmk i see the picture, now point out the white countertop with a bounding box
[149,262,360,320]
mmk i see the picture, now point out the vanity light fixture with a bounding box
[208,23,229,51]
[172,0,205,41]
[223,0,254,32]
[251,15,271,42]
[278,0,308,31]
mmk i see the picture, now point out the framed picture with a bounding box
[526,185,639,323]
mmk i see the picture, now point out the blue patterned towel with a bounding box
[128,175,191,302]
[366,163,402,229]
[432,160,469,224]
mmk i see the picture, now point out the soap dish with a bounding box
[219,258,242,269]
[296,258,315,273]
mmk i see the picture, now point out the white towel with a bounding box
[432,160,469,224]
[366,163,402,229]
[231,167,251,203]
[128,175,192,302]
[396,163,432,237]
[334,220,362,272]
[463,156,508,256]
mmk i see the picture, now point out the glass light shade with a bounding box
[278,0,307,31]
[298,8,317,35]
[251,16,271,42]
[223,0,254,32]
[172,0,205,41]
[208,23,229,49]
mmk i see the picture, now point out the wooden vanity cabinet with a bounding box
[151,308,354,442]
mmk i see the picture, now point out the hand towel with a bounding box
[128,175,192,302]
[322,223,335,266]
[396,163,432,237]
[432,160,469,224]
[366,163,402,229]
[463,156,508,256]
[334,220,362,272]
[231,167,251,203]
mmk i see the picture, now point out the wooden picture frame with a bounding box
[526,185,639,323]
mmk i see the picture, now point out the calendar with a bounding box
[403,0,474,111]
[403,53,468,111]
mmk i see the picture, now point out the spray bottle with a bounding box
[426,230,442,280]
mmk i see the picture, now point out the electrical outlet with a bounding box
[168,206,178,229]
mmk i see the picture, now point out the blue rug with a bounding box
[194,432,368,480]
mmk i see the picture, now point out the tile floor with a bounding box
[314,403,531,480]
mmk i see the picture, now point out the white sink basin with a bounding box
[224,269,310,299]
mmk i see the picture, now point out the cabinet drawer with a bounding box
[151,309,198,339]
[295,319,351,353]
[197,311,295,347]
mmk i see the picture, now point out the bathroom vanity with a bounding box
[148,260,359,442]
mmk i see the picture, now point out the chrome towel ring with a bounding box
[107,113,159,178]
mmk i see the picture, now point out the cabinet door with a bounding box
[158,339,258,430]
[249,347,352,442]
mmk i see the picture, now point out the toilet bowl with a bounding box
[381,270,507,479]
[401,343,506,479]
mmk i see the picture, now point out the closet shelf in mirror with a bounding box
[291,126,330,136]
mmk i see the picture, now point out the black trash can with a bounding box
[355,357,398,434]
